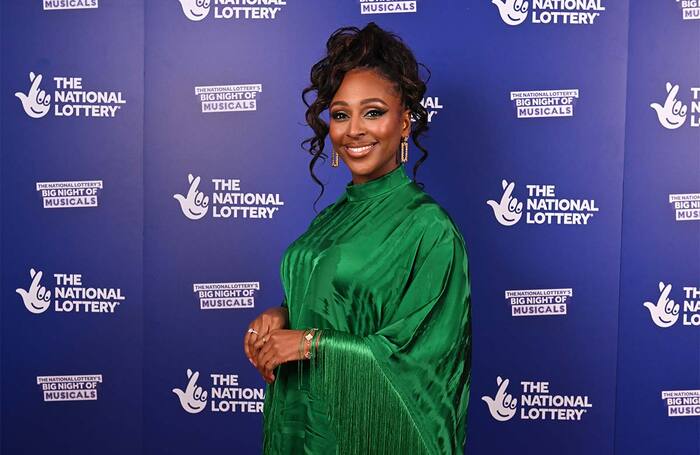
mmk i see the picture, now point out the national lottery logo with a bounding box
[481,376,518,421]
[16,269,52,314]
[16,269,125,315]
[193,281,259,310]
[675,0,700,20]
[487,180,522,226]
[506,288,572,317]
[15,72,126,119]
[174,173,284,221]
[173,174,209,220]
[492,0,528,25]
[173,369,264,414]
[359,0,417,15]
[43,0,98,10]
[36,180,103,209]
[661,389,700,417]
[173,369,208,413]
[510,89,579,118]
[650,82,700,130]
[644,281,700,328]
[668,193,700,221]
[37,375,103,402]
[179,0,210,21]
[492,0,606,26]
[15,72,51,118]
[178,0,287,21]
[487,179,599,226]
[482,376,592,422]
[194,84,262,113]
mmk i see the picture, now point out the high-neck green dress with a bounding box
[263,163,471,455]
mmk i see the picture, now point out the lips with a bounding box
[344,142,377,158]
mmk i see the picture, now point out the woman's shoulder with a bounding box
[404,186,467,247]
[308,197,340,227]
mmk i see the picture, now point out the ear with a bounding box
[401,108,412,138]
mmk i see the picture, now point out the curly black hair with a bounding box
[301,22,431,212]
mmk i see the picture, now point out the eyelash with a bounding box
[331,109,386,121]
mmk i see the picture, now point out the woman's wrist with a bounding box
[298,328,322,360]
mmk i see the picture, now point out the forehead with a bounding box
[331,68,401,104]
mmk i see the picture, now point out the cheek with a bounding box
[328,123,343,147]
[370,116,402,142]
[370,121,393,139]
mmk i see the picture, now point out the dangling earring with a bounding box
[400,136,408,163]
[331,148,339,167]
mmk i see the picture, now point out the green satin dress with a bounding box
[263,163,471,454]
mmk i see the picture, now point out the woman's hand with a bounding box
[244,307,289,379]
[254,329,307,383]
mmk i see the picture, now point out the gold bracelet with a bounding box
[303,328,318,359]
[299,328,312,360]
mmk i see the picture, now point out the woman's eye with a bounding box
[331,109,384,120]
[365,109,385,118]
[331,112,348,120]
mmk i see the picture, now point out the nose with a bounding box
[346,115,365,139]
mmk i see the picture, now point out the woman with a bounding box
[243,22,471,455]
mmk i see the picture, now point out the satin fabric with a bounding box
[263,163,471,454]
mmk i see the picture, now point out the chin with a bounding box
[346,160,378,175]
[346,158,394,181]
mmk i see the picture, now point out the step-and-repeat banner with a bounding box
[1,1,698,454]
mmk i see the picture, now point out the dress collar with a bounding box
[345,164,411,202]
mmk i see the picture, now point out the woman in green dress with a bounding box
[243,22,471,455]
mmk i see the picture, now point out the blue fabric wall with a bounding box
[1,1,698,453]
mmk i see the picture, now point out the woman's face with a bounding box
[328,68,410,185]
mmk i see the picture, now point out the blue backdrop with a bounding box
[1,1,698,454]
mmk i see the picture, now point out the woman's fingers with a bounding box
[258,335,279,374]
[246,308,290,367]
[252,317,271,359]
[244,327,257,359]
[246,321,263,366]
[243,331,251,360]
[253,335,267,352]
[255,338,273,379]
[248,326,299,383]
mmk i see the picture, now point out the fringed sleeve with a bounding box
[307,224,471,455]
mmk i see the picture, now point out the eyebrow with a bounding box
[330,98,389,108]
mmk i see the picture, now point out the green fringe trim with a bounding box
[261,369,278,454]
[309,331,429,455]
